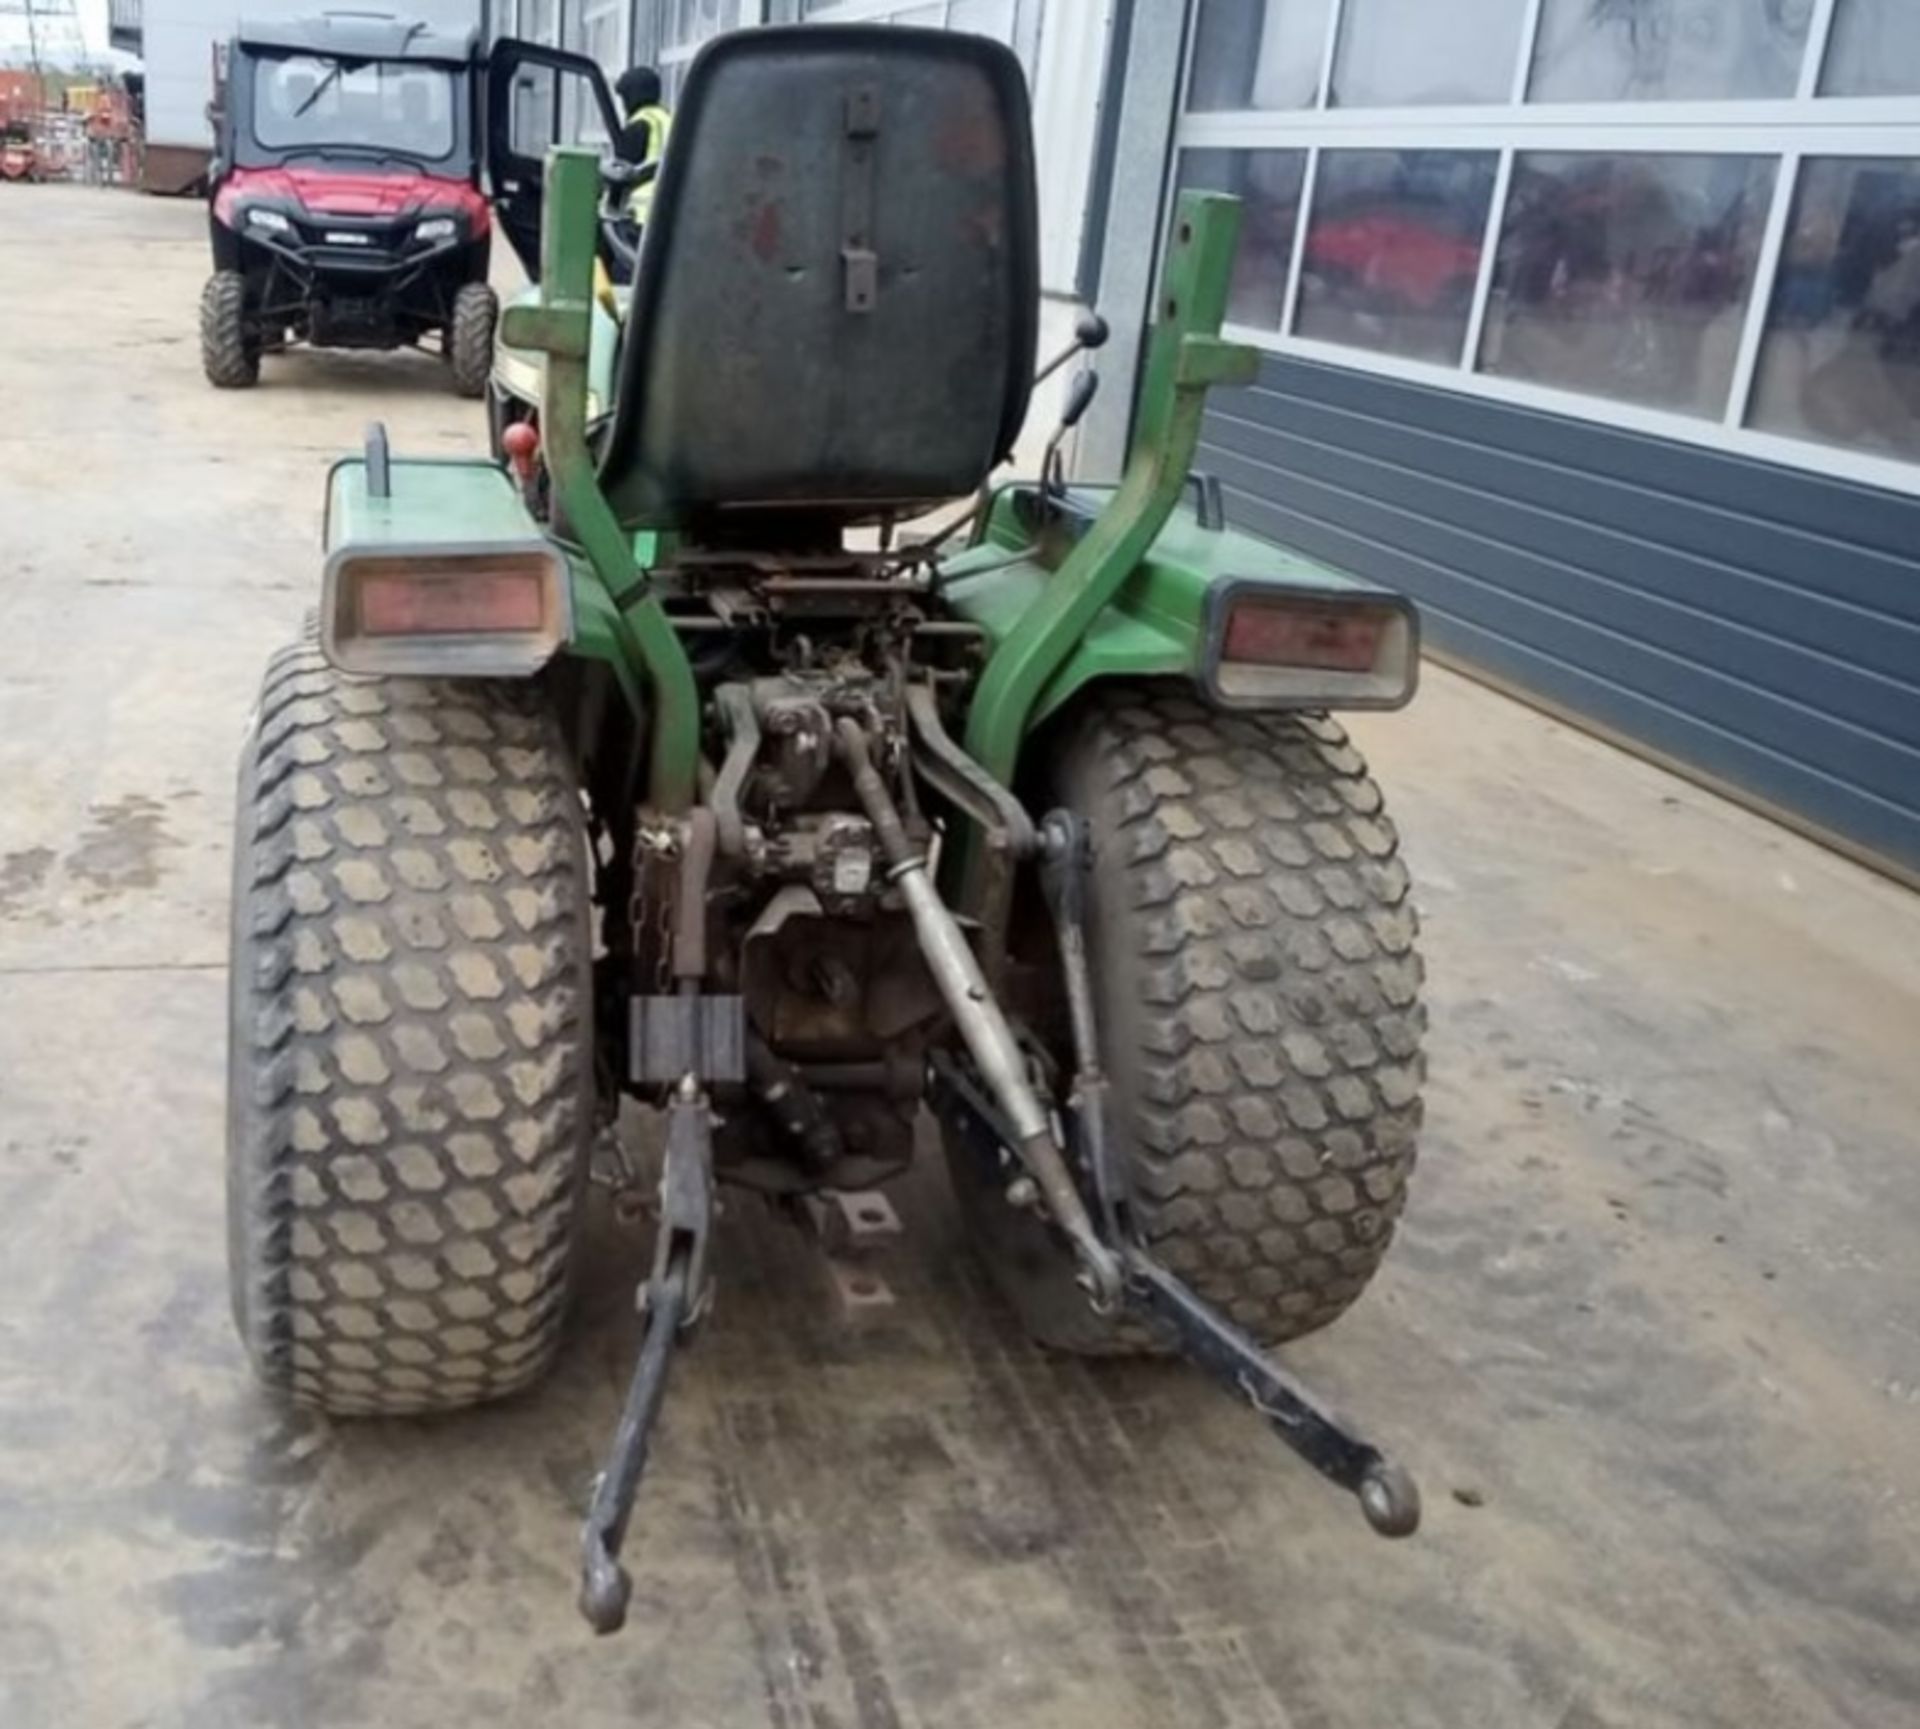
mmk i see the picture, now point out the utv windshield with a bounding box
[252,52,458,162]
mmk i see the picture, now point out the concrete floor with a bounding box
[3,186,1919,1729]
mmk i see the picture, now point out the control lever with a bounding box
[1035,310,1110,385]
[918,310,1109,556]
[1041,368,1101,505]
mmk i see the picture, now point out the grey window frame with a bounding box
[1167,0,1920,498]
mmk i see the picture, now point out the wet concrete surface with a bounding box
[2,186,1918,1728]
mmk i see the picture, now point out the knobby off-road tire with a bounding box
[948,691,1425,1354]
[448,282,498,400]
[227,639,596,1415]
[201,271,259,389]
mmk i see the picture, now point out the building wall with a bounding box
[630,0,1112,297]
[1151,0,1920,880]
[1198,354,1920,880]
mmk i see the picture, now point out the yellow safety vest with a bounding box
[625,103,672,223]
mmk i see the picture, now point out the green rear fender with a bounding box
[320,450,649,715]
[942,484,1406,729]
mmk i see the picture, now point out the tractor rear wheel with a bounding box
[947,690,1426,1354]
[200,271,259,388]
[448,282,498,400]
[226,638,597,1415]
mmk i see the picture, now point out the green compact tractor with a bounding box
[227,25,1427,1633]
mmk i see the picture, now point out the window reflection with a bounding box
[1188,0,1336,112]
[1330,0,1530,107]
[1820,0,1920,97]
[949,0,1016,40]
[1529,0,1814,103]
[1478,152,1775,418]
[1749,158,1920,460]
[1176,148,1308,328]
[1296,150,1498,363]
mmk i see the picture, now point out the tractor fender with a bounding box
[941,482,1419,731]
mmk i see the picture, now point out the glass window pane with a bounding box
[1529,0,1815,103]
[1748,158,1920,461]
[1478,152,1777,419]
[1188,0,1335,112]
[1330,0,1529,107]
[950,0,1016,44]
[668,0,747,51]
[1296,150,1499,362]
[1820,0,1920,96]
[1175,148,1309,329]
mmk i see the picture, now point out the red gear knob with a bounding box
[501,420,539,483]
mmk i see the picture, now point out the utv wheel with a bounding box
[200,271,259,388]
[947,691,1425,1354]
[448,282,498,400]
[226,639,596,1415]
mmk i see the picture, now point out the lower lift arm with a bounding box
[933,808,1421,1541]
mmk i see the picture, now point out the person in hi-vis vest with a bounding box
[614,65,672,226]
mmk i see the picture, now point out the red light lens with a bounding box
[1223,600,1384,673]
[358,569,546,636]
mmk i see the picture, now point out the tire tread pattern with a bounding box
[200,271,258,389]
[448,283,498,400]
[228,642,593,1415]
[1088,693,1425,1344]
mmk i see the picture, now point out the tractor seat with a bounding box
[596,25,1039,533]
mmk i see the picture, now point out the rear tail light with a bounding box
[357,563,548,636]
[1203,581,1418,710]
[322,547,570,676]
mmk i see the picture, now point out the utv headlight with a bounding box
[245,207,291,234]
[415,216,457,242]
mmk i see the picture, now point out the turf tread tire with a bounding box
[200,271,259,389]
[953,691,1425,1354]
[448,283,498,400]
[227,640,595,1415]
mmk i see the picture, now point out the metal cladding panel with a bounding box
[1197,354,1920,882]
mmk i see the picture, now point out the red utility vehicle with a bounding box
[201,11,496,392]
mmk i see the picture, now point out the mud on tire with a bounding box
[200,270,259,389]
[226,639,596,1415]
[948,691,1426,1354]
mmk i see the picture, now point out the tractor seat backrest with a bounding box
[597,25,1039,531]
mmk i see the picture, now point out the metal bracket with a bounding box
[1182,470,1225,531]
[629,994,746,1086]
[841,84,879,313]
[363,421,391,499]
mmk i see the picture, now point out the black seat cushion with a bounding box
[597,25,1039,531]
